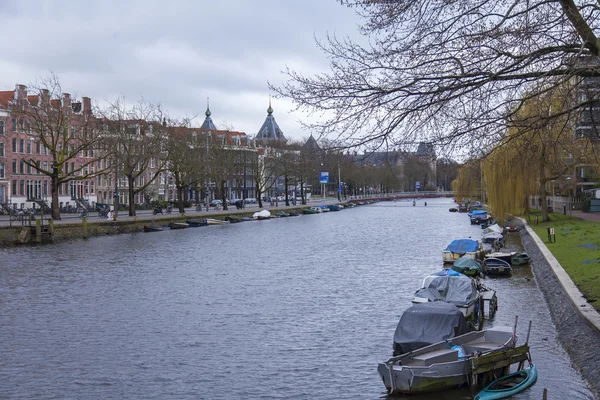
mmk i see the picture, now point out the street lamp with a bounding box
[551,180,555,211]
[203,131,210,211]
[566,176,572,218]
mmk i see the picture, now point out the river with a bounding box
[0,197,594,399]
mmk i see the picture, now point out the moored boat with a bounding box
[143,225,165,232]
[443,238,485,263]
[224,216,243,223]
[452,256,482,276]
[483,258,512,275]
[302,207,318,214]
[275,211,289,217]
[253,209,271,220]
[326,204,341,211]
[169,222,189,230]
[206,218,228,225]
[378,326,517,395]
[185,219,208,227]
[485,252,516,264]
[511,252,530,266]
[474,364,537,400]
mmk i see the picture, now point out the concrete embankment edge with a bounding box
[520,222,600,398]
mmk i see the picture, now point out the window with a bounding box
[0,121,4,135]
[26,140,31,154]
[19,180,24,196]
[36,141,40,154]
[27,164,32,174]
[12,138,16,153]
[19,160,24,174]
[19,139,24,153]
[12,159,16,174]
[25,122,31,134]
[0,143,4,157]
[43,161,47,172]
[11,118,16,132]
[19,119,24,133]
[12,180,16,195]
[0,164,4,179]
[43,181,47,196]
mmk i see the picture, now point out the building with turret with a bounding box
[255,100,286,144]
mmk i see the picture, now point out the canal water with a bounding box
[0,198,595,399]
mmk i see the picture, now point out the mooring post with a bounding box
[543,388,548,399]
[35,219,42,244]
[82,216,88,239]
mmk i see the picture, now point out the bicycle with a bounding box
[80,210,89,219]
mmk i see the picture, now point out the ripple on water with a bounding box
[0,198,595,399]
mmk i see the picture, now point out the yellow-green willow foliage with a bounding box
[483,82,582,221]
[452,160,482,202]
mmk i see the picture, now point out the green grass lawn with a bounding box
[527,211,600,311]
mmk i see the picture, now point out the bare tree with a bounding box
[96,97,168,217]
[10,74,109,220]
[275,1,600,151]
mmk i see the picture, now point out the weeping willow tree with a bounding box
[483,82,589,222]
[451,160,482,203]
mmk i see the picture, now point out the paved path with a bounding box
[570,210,600,222]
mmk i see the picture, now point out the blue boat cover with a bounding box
[470,209,487,215]
[445,239,480,254]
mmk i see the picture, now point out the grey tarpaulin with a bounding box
[393,302,469,355]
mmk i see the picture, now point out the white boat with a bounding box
[206,218,229,225]
[252,209,271,220]
[412,269,484,321]
[442,238,485,263]
[378,326,516,395]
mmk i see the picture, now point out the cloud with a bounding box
[0,0,361,140]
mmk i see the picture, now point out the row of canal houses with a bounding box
[0,83,291,212]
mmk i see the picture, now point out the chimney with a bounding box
[82,96,91,114]
[40,89,50,106]
[14,84,27,101]
[62,92,71,109]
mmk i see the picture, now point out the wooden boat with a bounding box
[185,219,208,227]
[452,256,482,276]
[474,365,537,400]
[274,211,289,217]
[302,207,318,214]
[169,222,189,230]
[143,225,165,232]
[288,211,300,217]
[224,216,242,223]
[378,326,517,395]
[483,258,512,275]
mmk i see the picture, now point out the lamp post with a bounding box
[551,180,555,211]
[337,160,341,202]
[566,176,572,218]
[204,131,210,211]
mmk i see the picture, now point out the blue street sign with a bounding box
[113,191,119,197]
[319,171,329,184]
[415,181,421,190]
[338,187,342,193]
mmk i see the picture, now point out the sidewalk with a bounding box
[570,210,600,222]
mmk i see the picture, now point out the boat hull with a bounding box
[378,362,468,394]
[474,365,537,400]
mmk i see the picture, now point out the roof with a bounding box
[256,100,286,142]
[200,100,217,131]
[303,134,320,151]
[416,142,436,157]
[0,91,13,108]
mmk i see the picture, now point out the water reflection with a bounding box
[0,198,594,399]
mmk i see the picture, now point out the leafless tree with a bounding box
[10,74,109,220]
[96,97,169,217]
[274,1,600,152]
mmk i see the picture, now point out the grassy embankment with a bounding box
[526,211,600,311]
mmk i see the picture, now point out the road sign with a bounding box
[338,187,342,193]
[113,191,119,197]
[319,172,329,184]
[415,181,421,190]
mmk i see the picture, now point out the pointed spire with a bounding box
[267,95,273,115]
[205,97,211,117]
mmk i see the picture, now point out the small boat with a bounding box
[225,216,243,223]
[378,326,516,395]
[326,204,341,211]
[169,222,189,230]
[241,216,254,221]
[345,202,356,208]
[206,218,228,225]
[443,239,485,263]
[511,252,530,266]
[412,269,484,322]
[485,252,516,264]
[449,207,458,212]
[474,365,537,400]
[303,207,318,214]
[483,257,512,275]
[320,206,330,212]
[288,211,300,217]
[452,256,482,276]
[253,209,271,220]
[275,211,290,217]
[482,232,504,244]
[143,225,165,232]
[185,219,208,227]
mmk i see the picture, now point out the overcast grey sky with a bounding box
[0,0,361,141]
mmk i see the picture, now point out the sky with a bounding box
[0,0,362,142]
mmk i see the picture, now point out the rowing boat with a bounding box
[474,365,537,400]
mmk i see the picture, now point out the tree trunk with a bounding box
[128,175,137,217]
[177,184,185,214]
[257,187,263,208]
[220,181,228,210]
[51,173,61,220]
[284,174,290,206]
[300,179,306,205]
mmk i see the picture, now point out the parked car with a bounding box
[209,199,223,207]
[244,197,256,204]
